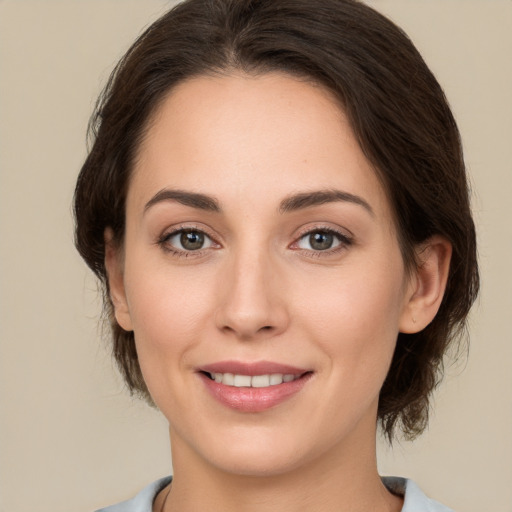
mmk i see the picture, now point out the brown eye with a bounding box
[309,232,334,250]
[296,229,348,251]
[165,229,213,251]
[180,230,205,250]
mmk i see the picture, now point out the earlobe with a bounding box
[104,228,133,332]
[399,236,452,334]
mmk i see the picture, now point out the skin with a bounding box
[106,72,451,512]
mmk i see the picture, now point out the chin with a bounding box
[207,448,308,478]
[189,423,331,479]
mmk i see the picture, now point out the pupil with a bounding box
[310,232,333,250]
[181,230,204,250]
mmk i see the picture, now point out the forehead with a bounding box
[130,72,391,220]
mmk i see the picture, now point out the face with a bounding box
[108,73,418,476]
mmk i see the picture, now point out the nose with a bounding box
[214,249,289,340]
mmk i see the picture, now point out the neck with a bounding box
[163,422,402,512]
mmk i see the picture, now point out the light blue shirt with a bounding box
[96,476,454,512]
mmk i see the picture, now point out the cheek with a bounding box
[122,256,216,368]
[296,256,406,372]
[121,261,219,411]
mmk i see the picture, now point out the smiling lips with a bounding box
[208,372,299,387]
[199,361,312,412]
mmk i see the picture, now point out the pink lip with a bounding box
[200,360,307,376]
[198,360,312,413]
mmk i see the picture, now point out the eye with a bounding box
[296,229,348,251]
[164,229,214,252]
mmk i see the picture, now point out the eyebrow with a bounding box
[144,189,221,213]
[279,189,374,216]
[143,187,373,216]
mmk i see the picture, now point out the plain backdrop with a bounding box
[1,1,511,511]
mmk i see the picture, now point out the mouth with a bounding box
[197,361,313,412]
[201,371,303,388]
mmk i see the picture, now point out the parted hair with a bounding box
[74,0,479,440]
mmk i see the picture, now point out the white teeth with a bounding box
[269,374,283,385]
[209,372,299,388]
[251,374,270,388]
[222,373,234,386]
[233,374,252,387]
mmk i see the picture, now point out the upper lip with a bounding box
[199,360,309,376]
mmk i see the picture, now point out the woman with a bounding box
[74,0,479,510]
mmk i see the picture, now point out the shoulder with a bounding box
[382,477,455,512]
[95,476,172,512]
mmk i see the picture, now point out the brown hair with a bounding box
[74,0,479,440]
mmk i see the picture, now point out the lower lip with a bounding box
[199,373,312,413]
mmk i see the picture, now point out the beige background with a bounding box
[1,1,511,511]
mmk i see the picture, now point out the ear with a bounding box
[399,236,452,334]
[104,228,133,332]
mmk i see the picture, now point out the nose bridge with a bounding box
[215,239,287,339]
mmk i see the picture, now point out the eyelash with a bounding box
[157,225,218,258]
[157,225,353,258]
[291,226,353,256]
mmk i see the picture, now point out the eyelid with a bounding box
[156,222,352,257]
[294,223,353,241]
[168,230,214,250]
[157,224,221,255]
[290,225,353,253]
